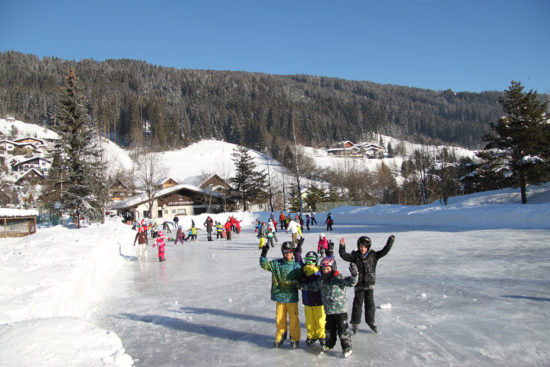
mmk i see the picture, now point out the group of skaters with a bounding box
[132,215,243,262]
[259,227,395,358]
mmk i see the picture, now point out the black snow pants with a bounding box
[325,313,351,351]
[351,289,375,326]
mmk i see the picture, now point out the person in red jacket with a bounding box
[224,219,232,240]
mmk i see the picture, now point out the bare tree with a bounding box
[135,151,168,218]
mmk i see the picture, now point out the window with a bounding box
[177,209,186,215]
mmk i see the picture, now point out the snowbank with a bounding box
[0,218,135,367]
[328,184,550,229]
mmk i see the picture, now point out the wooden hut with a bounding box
[0,208,38,237]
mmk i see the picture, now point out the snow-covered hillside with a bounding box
[1,185,549,366]
[1,117,479,194]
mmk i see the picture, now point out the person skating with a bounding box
[133,226,148,259]
[215,221,224,239]
[279,211,286,231]
[204,217,214,241]
[339,234,395,334]
[257,222,267,249]
[310,211,317,225]
[325,212,334,231]
[174,225,185,245]
[297,250,358,358]
[154,230,166,262]
[266,224,278,248]
[224,219,232,240]
[296,250,326,347]
[260,241,303,349]
[318,233,328,257]
[286,218,301,244]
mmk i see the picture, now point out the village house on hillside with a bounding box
[14,168,44,185]
[199,174,233,193]
[109,178,137,202]
[110,184,228,222]
[156,177,179,189]
[12,156,51,174]
[327,140,385,158]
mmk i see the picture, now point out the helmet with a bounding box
[357,236,372,250]
[320,256,337,270]
[319,233,325,239]
[281,241,295,254]
[304,251,318,265]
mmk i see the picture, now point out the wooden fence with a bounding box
[1,216,37,237]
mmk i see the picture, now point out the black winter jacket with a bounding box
[339,236,394,290]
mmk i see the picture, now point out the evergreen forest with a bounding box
[1,51,505,152]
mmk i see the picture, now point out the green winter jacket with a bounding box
[260,256,303,303]
[299,271,358,314]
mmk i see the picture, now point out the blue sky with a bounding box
[2,0,549,93]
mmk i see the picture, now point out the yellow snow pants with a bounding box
[305,305,326,339]
[275,302,301,342]
[258,237,266,249]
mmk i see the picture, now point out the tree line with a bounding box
[0,51,505,152]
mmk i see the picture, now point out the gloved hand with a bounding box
[387,235,395,246]
[349,262,358,277]
[297,237,304,249]
[260,244,269,257]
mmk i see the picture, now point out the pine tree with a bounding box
[304,183,326,211]
[53,69,108,228]
[230,146,268,211]
[479,81,550,203]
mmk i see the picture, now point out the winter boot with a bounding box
[343,347,353,358]
[305,338,317,346]
[290,340,299,349]
[367,323,378,333]
[352,324,358,335]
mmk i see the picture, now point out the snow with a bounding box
[0,208,38,217]
[1,121,549,365]
[1,185,550,366]
[0,118,59,140]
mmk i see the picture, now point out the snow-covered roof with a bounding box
[0,208,38,217]
[14,168,45,183]
[110,183,221,209]
[12,156,51,166]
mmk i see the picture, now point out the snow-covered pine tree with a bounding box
[479,81,550,204]
[53,69,107,228]
[230,146,267,211]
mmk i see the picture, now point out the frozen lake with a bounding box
[94,223,550,366]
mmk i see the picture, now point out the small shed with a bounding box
[0,208,38,237]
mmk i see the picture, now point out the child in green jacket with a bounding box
[260,241,304,349]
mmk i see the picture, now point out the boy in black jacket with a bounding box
[339,234,395,334]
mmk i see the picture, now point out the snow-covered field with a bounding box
[1,185,549,366]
